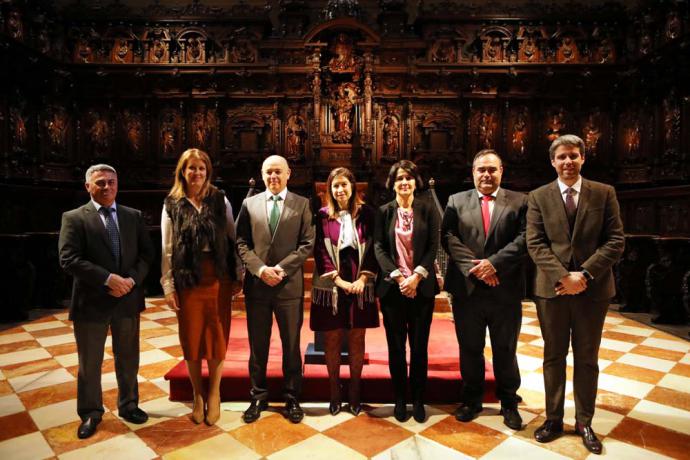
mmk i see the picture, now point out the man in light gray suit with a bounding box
[236,155,315,423]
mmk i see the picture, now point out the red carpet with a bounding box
[164,315,497,403]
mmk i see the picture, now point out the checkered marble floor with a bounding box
[1,299,689,460]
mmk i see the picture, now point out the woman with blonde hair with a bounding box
[161,148,241,425]
[311,167,378,415]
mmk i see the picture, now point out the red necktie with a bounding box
[481,195,493,237]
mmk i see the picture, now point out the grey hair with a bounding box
[85,164,117,182]
[549,135,585,159]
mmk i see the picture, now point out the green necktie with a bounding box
[269,195,282,235]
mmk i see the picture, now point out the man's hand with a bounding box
[107,274,133,297]
[556,272,587,295]
[479,273,500,287]
[260,266,285,287]
[469,259,497,280]
[399,273,421,298]
[165,291,180,311]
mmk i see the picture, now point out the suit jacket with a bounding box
[374,192,440,299]
[526,178,625,300]
[442,188,528,303]
[58,202,154,321]
[236,190,315,300]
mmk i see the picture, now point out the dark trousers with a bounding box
[453,296,522,407]
[73,315,140,421]
[380,289,435,402]
[246,296,303,401]
[536,296,608,425]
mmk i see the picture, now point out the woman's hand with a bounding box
[334,276,353,293]
[399,273,421,298]
[165,291,180,311]
[349,276,367,295]
[230,280,242,295]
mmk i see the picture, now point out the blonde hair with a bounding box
[168,148,213,200]
[325,167,364,219]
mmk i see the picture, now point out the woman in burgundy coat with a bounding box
[311,167,379,416]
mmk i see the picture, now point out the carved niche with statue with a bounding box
[375,103,402,162]
[285,109,308,162]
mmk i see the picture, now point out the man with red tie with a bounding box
[442,149,528,430]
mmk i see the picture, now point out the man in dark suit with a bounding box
[527,135,624,454]
[442,149,528,430]
[59,164,154,439]
[236,155,315,423]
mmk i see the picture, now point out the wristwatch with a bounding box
[581,269,594,281]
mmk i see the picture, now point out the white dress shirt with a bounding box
[476,187,500,219]
[557,176,583,208]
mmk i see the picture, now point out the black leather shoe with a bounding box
[285,399,304,423]
[393,400,408,422]
[242,399,269,423]
[348,403,362,416]
[500,406,523,430]
[534,420,564,443]
[413,401,426,423]
[329,401,342,416]
[77,417,100,439]
[120,407,148,424]
[454,403,482,422]
[576,423,603,455]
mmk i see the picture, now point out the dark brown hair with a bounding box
[325,167,364,219]
[385,160,423,193]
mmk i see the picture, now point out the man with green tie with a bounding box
[236,155,315,424]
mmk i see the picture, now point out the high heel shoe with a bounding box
[348,403,362,416]
[191,392,205,424]
[205,393,221,425]
[329,401,342,416]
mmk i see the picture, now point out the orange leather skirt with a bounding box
[177,255,232,360]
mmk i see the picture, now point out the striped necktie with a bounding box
[100,207,121,267]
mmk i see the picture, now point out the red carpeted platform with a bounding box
[164,315,497,403]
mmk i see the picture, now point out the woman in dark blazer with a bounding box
[374,160,440,423]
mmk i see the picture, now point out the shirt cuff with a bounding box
[258,265,268,277]
[413,266,429,279]
[105,273,112,286]
[390,269,402,279]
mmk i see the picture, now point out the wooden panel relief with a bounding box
[120,107,148,161]
[189,104,219,154]
[41,105,72,163]
[505,104,530,164]
[82,107,113,160]
[469,103,500,154]
[158,105,185,161]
